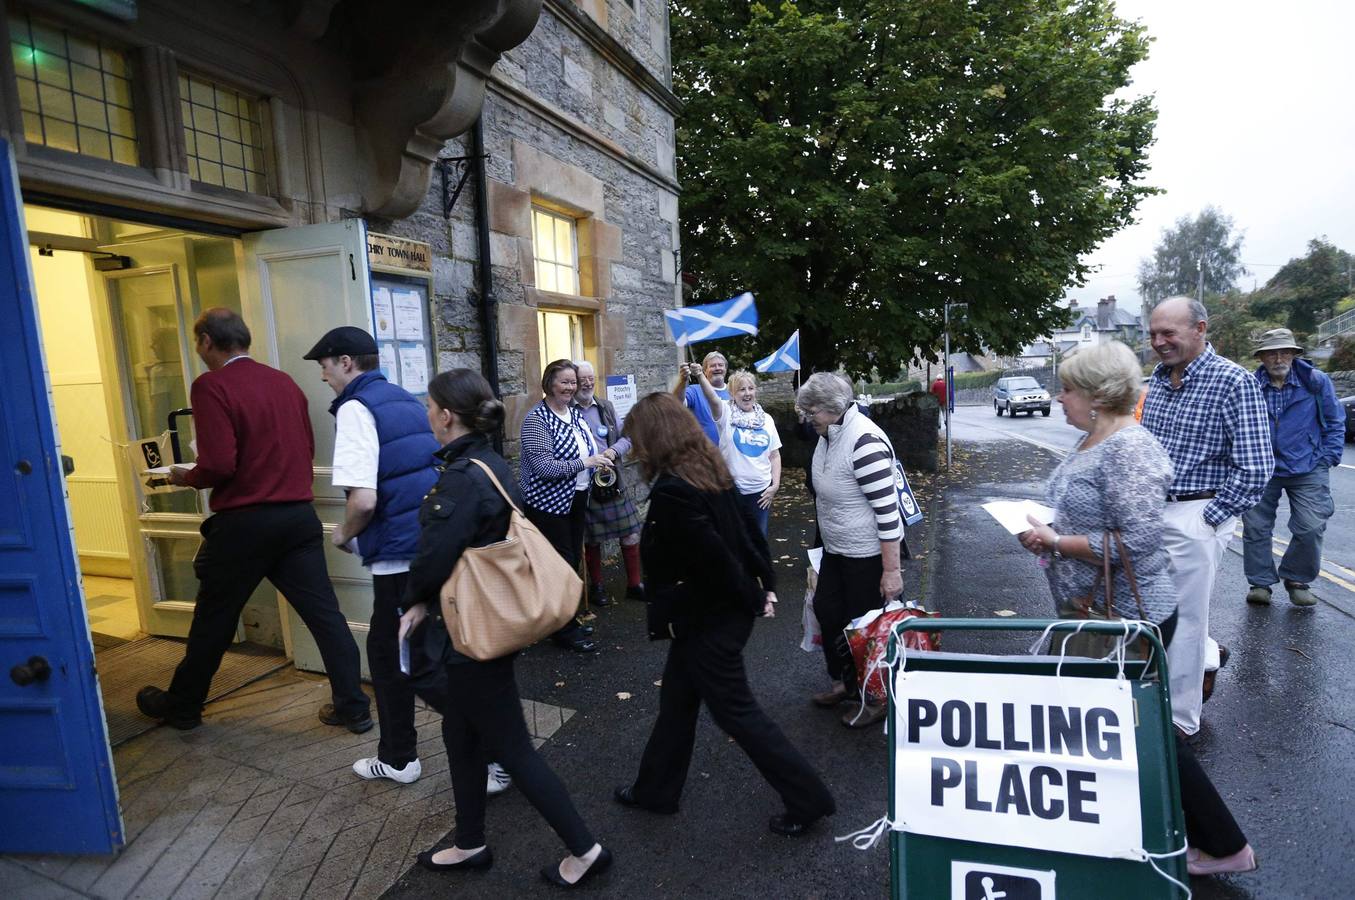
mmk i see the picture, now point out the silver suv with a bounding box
[994,376,1051,417]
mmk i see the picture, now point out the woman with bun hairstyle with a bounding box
[398,369,611,888]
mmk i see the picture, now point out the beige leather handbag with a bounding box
[439,459,582,660]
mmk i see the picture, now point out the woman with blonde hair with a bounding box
[690,368,782,534]
[613,392,835,837]
[1015,341,1256,876]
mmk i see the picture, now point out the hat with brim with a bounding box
[303,326,378,360]
[1252,328,1303,356]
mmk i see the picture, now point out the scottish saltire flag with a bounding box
[754,330,800,373]
[664,292,758,346]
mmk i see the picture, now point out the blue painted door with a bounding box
[0,139,123,853]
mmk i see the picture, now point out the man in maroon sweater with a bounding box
[136,308,370,732]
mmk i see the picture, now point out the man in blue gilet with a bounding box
[307,327,510,795]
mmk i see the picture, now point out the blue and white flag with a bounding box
[754,329,800,373]
[664,292,758,346]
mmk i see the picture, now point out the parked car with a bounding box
[994,376,1052,417]
[1342,395,1355,442]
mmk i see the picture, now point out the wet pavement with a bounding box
[381,421,1355,898]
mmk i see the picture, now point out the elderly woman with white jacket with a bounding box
[795,373,903,728]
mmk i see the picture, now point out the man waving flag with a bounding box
[755,330,800,373]
[664,292,758,346]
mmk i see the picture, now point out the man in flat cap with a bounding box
[1242,328,1346,607]
[307,327,512,796]
[137,309,370,733]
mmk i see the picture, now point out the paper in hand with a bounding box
[981,499,1056,535]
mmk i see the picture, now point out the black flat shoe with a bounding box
[318,703,375,734]
[541,846,612,889]
[613,785,678,815]
[769,813,818,837]
[135,686,202,730]
[624,584,646,602]
[552,634,599,653]
[416,846,493,872]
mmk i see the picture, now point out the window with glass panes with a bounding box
[532,207,579,295]
[8,13,138,165]
[179,72,267,193]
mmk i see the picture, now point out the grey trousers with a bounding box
[1242,467,1334,588]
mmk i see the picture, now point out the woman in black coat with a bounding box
[613,392,836,836]
[397,369,611,888]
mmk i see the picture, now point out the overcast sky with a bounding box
[1065,0,1355,310]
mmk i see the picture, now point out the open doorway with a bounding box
[24,204,291,744]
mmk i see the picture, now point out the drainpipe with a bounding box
[470,117,503,451]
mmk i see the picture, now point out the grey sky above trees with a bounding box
[1067,0,1355,309]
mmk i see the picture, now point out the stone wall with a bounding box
[768,391,941,475]
[367,0,681,457]
[1328,370,1355,396]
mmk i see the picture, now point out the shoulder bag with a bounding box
[1054,530,1151,660]
[438,458,582,660]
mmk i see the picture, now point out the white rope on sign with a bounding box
[1033,619,1192,896]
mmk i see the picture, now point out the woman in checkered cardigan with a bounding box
[518,359,615,652]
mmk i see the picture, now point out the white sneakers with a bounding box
[487,762,513,796]
[350,756,513,796]
[353,756,422,784]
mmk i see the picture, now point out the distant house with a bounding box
[1019,295,1144,365]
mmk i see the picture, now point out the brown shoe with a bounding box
[842,701,888,728]
[812,686,850,708]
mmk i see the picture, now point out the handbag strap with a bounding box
[1110,529,1148,621]
[1098,532,1115,619]
[465,457,526,518]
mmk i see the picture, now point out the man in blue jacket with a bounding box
[307,327,512,794]
[1242,329,1346,607]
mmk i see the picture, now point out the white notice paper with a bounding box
[892,668,1142,860]
[372,287,395,340]
[981,500,1056,535]
[379,344,399,385]
[392,290,424,341]
[399,345,429,395]
[807,546,824,574]
[605,374,638,429]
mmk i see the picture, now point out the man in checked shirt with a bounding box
[1141,296,1273,736]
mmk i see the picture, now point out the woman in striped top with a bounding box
[518,359,615,653]
[796,373,904,728]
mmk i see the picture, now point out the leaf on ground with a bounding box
[653,680,662,687]
[616,692,632,700]
[555,681,566,687]
[994,609,1017,617]
[775,538,789,542]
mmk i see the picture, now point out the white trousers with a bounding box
[1162,499,1235,734]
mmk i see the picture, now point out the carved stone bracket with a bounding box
[353,0,542,218]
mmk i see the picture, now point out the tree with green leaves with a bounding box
[1203,290,1282,364]
[1249,238,1353,336]
[1136,207,1247,303]
[671,0,1157,377]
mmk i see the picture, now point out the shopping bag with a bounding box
[845,601,940,703]
[800,565,821,653]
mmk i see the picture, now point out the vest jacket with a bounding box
[330,370,439,566]
[812,404,887,558]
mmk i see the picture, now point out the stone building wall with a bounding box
[370,0,682,455]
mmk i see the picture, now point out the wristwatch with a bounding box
[1051,534,1063,559]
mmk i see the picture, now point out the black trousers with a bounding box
[1154,613,1248,857]
[632,614,836,821]
[527,492,588,638]
[441,655,595,855]
[168,502,368,719]
[526,491,588,568]
[370,572,447,766]
[812,552,884,690]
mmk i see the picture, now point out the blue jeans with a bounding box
[736,489,770,536]
[1242,467,1335,587]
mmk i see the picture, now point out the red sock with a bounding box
[585,543,603,586]
[622,543,642,588]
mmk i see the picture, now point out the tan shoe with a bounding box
[1285,581,1317,607]
[812,685,850,707]
[842,701,888,728]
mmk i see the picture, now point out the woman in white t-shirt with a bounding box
[697,369,781,535]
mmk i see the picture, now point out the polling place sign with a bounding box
[893,668,1142,860]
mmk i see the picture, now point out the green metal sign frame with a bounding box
[887,618,1188,899]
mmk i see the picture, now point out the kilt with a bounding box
[585,484,643,543]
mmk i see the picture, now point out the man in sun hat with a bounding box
[1241,328,1345,608]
